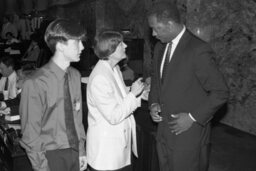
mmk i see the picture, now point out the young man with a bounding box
[147,2,229,171]
[20,19,87,171]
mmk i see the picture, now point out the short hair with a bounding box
[94,30,123,60]
[44,18,86,53]
[0,55,16,68]
[147,1,181,24]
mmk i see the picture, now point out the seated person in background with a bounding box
[21,33,40,62]
[4,32,21,55]
[1,15,18,40]
[0,66,34,114]
[0,56,18,100]
[118,58,135,86]
[5,32,20,45]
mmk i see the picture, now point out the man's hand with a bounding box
[168,112,194,135]
[79,156,87,171]
[150,103,162,122]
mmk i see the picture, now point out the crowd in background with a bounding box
[0,14,52,117]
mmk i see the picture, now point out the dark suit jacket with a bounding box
[149,30,229,149]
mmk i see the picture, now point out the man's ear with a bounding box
[56,42,64,52]
[167,20,175,30]
[9,66,14,71]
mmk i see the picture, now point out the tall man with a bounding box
[20,19,87,171]
[147,2,229,171]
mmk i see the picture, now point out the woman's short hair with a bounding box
[94,30,123,60]
[44,18,86,53]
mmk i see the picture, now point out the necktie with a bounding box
[64,73,79,151]
[162,43,172,82]
[4,77,8,90]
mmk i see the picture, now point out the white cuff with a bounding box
[189,113,196,122]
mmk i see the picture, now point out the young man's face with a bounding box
[62,39,84,62]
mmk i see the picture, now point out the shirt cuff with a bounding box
[0,101,6,109]
[189,113,196,122]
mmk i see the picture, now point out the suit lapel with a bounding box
[115,66,129,95]
[101,61,125,99]
[162,31,191,86]
[156,43,167,87]
[170,31,191,66]
[157,44,166,77]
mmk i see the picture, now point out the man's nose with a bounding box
[80,42,84,51]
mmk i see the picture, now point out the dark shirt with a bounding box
[19,60,86,171]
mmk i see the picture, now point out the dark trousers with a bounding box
[157,140,210,171]
[45,148,79,171]
[88,165,132,171]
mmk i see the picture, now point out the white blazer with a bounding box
[86,60,140,170]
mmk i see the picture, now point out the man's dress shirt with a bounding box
[0,71,18,100]
[20,60,86,171]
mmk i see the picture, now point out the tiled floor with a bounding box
[209,123,256,171]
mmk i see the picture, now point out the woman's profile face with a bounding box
[109,41,127,62]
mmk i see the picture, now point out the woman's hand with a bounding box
[131,78,145,97]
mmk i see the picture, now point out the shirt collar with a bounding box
[101,59,117,71]
[171,25,186,45]
[8,71,16,80]
[48,60,68,80]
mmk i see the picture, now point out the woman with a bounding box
[86,30,145,171]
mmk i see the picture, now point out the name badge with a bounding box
[74,101,81,111]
